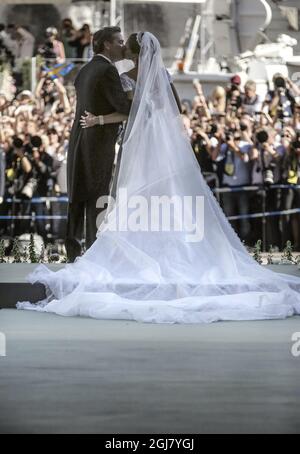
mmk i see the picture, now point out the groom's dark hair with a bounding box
[93,26,121,54]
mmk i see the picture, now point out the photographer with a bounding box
[0,31,13,67]
[6,137,33,236]
[15,25,35,59]
[35,72,57,115]
[241,80,262,118]
[250,128,282,248]
[251,129,282,185]
[67,23,92,60]
[280,137,300,250]
[51,144,68,242]
[191,119,218,187]
[59,18,77,59]
[0,23,17,66]
[37,27,65,65]
[0,139,14,236]
[215,126,252,241]
[8,137,32,194]
[240,117,254,145]
[35,70,71,116]
[265,73,300,126]
[226,75,242,117]
[28,135,54,242]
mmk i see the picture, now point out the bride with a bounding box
[17,32,300,323]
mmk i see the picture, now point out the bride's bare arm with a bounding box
[103,112,128,123]
[80,111,128,128]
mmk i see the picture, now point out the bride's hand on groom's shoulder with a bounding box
[80,111,98,128]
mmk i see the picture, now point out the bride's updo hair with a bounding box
[127,32,144,55]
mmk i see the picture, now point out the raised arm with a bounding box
[53,77,72,115]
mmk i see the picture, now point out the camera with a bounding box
[263,167,275,185]
[13,137,24,150]
[30,135,42,149]
[256,130,269,144]
[292,140,300,152]
[256,160,276,186]
[37,40,56,60]
[195,133,206,147]
[209,124,218,135]
[224,127,236,141]
[21,177,38,199]
[274,76,286,90]
[255,130,276,184]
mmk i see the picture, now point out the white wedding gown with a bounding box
[17,33,300,323]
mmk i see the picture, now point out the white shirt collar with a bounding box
[96,54,112,64]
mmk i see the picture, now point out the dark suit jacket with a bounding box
[67,55,131,203]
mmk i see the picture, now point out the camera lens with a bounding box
[264,169,274,185]
[256,130,269,144]
[274,77,286,89]
[31,135,42,148]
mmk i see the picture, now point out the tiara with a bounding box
[137,32,143,46]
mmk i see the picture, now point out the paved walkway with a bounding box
[0,309,300,433]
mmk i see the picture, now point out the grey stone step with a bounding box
[0,264,64,309]
[0,263,299,310]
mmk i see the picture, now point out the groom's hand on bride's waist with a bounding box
[80,111,99,128]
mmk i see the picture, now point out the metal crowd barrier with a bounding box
[1,185,300,220]
[213,184,300,193]
[0,196,68,241]
[227,208,300,221]
[0,185,300,250]
[5,197,69,203]
[211,183,300,251]
[0,216,67,220]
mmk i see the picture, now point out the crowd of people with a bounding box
[0,20,300,252]
[0,19,93,65]
[183,74,300,251]
[0,68,74,247]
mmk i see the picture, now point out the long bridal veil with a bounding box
[18,32,300,323]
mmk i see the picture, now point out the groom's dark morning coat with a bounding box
[67,55,131,203]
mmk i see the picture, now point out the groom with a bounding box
[66,27,131,262]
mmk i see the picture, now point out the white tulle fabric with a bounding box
[17,32,300,323]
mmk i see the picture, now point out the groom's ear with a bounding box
[103,40,111,52]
